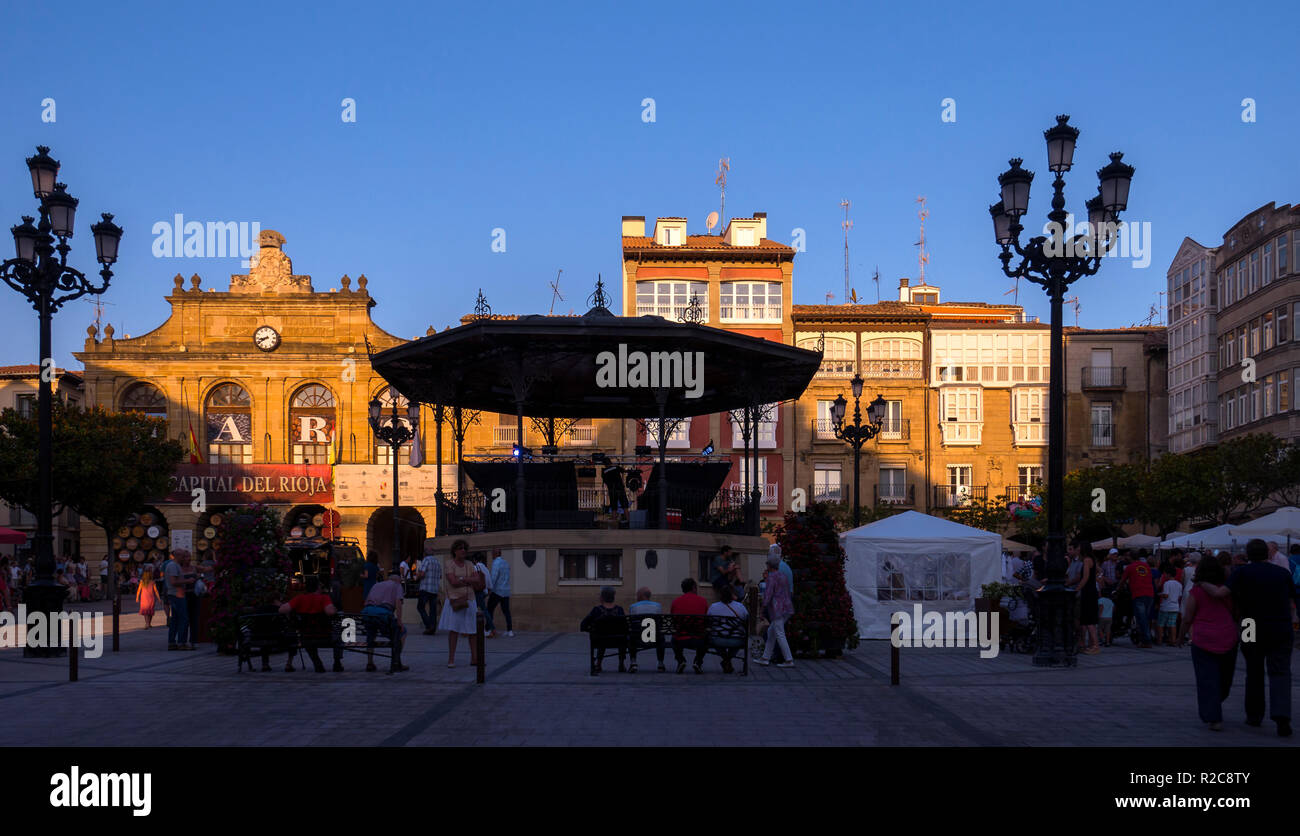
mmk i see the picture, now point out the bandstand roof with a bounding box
[370,306,822,418]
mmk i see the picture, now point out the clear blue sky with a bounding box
[2,0,1298,370]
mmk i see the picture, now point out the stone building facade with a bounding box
[1063,326,1169,471]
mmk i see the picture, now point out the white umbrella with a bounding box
[1229,507,1300,544]
[1091,533,1167,551]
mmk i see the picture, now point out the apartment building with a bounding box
[1064,327,1169,471]
[1166,238,1219,452]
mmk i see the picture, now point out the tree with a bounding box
[0,401,183,557]
[771,505,858,656]
[943,495,1010,533]
[1269,440,1300,508]
[1197,434,1287,524]
[1062,463,1142,544]
[819,499,903,533]
[1137,452,1203,536]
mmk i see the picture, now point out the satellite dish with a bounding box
[706,211,719,233]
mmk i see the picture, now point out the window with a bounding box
[206,383,253,463]
[291,384,336,464]
[729,406,776,448]
[559,550,621,582]
[939,387,981,444]
[1281,373,1291,413]
[878,467,907,502]
[643,416,690,448]
[720,281,781,322]
[801,337,855,376]
[1090,402,1114,447]
[862,338,922,378]
[815,400,837,438]
[636,280,708,320]
[1280,234,1289,277]
[1250,384,1260,423]
[1018,465,1043,489]
[944,465,974,506]
[373,387,412,465]
[120,382,167,420]
[880,399,904,438]
[1013,387,1047,444]
[1264,375,1275,417]
[1264,311,1275,351]
[1250,251,1259,292]
[661,226,681,246]
[814,464,841,501]
[1251,320,1261,357]
[733,227,755,246]
[1277,305,1289,344]
[1223,394,1233,430]
[15,393,36,418]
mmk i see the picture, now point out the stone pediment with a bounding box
[230,229,314,292]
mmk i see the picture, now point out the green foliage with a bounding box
[820,499,904,533]
[979,581,1023,601]
[943,495,1010,533]
[208,505,291,651]
[0,401,183,543]
[1270,440,1300,508]
[771,504,859,653]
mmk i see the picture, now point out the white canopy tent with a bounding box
[1156,523,1286,551]
[840,511,1002,639]
[1229,507,1300,544]
[1089,533,1179,551]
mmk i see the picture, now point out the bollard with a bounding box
[475,610,486,684]
[69,610,78,682]
[890,612,900,686]
[111,573,120,653]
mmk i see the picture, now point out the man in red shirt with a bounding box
[670,577,709,674]
[1119,557,1154,648]
[279,576,344,672]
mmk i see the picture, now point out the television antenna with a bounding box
[715,158,730,228]
[825,291,835,304]
[1003,277,1020,306]
[548,269,564,315]
[86,297,115,334]
[915,196,929,285]
[1064,295,1081,326]
[872,265,881,302]
[840,199,852,305]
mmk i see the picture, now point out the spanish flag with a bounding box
[326,429,338,465]
[188,420,203,464]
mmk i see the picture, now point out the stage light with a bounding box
[634,445,652,456]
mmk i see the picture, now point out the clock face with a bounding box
[253,326,280,352]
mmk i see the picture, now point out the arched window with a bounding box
[205,383,252,463]
[799,337,855,376]
[120,382,167,420]
[373,387,412,465]
[289,384,336,464]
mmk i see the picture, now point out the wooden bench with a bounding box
[583,613,749,676]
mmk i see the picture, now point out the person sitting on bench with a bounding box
[362,570,409,674]
[707,584,748,674]
[670,578,709,674]
[627,586,666,673]
[580,586,626,672]
[279,576,345,673]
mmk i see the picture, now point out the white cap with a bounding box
[767,543,783,560]
[1108,548,1118,555]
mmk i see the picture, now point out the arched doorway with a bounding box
[366,507,427,573]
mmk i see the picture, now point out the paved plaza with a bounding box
[2,600,1297,747]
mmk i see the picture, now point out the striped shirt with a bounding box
[417,556,442,594]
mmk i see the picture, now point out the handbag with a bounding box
[469,569,486,592]
[451,595,469,611]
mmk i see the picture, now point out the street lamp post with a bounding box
[989,115,1134,667]
[1,147,122,656]
[368,388,420,575]
[830,374,887,529]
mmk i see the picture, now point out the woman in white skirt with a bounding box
[438,540,480,667]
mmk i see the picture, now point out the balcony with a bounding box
[812,484,843,503]
[438,485,749,535]
[1004,485,1041,504]
[932,484,988,509]
[1012,421,1047,445]
[878,418,909,442]
[938,421,982,445]
[492,425,518,446]
[564,425,596,446]
[1090,423,1116,448]
[637,303,711,321]
[1082,366,1127,389]
[874,484,915,506]
[729,482,779,507]
[812,418,838,440]
[861,359,923,379]
[719,304,782,323]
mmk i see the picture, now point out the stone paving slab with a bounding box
[2,600,1296,746]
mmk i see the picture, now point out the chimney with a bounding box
[622,216,646,238]
[753,212,767,240]
[899,277,910,302]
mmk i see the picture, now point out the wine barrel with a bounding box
[210,513,223,526]
[132,525,145,538]
[141,537,156,552]
[148,549,164,563]
[132,550,145,562]
[111,537,123,550]
[304,526,318,538]
[311,513,325,527]
[126,537,139,550]
[118,551,130,562]
[140,512,156,526]
[155,535,169,550]
[290,526,304,538]
[117,526,130,538]
[146,525,161,539]
[203,527,216,539]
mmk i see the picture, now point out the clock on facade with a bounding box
[253,326,281,352]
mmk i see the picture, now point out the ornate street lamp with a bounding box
[1,147,122,655]
[368,388,420,574]
[991,116,1134,667]
[831,373,888,528]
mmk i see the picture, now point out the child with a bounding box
[1158,568,1183,647]
[1098,593,1114,647]
[135,568,159,628]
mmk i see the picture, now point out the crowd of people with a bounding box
[578,544,796,674]
[1007,537,1299,735]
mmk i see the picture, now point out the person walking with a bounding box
[1118,554,1154,647]
[135,566,159,628]
[183,553,201,647]
[164,549,195,650]
[1076,545,1100,654]
[1157,563,1183,647]
[1180,556,1238,731]
[487,548,513,637]
[438,541,480,668]
[415,548,442,636]
[473,552,495,637]
[755,549,794,668]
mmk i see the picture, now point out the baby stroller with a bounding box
[1002,565,1039,654]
